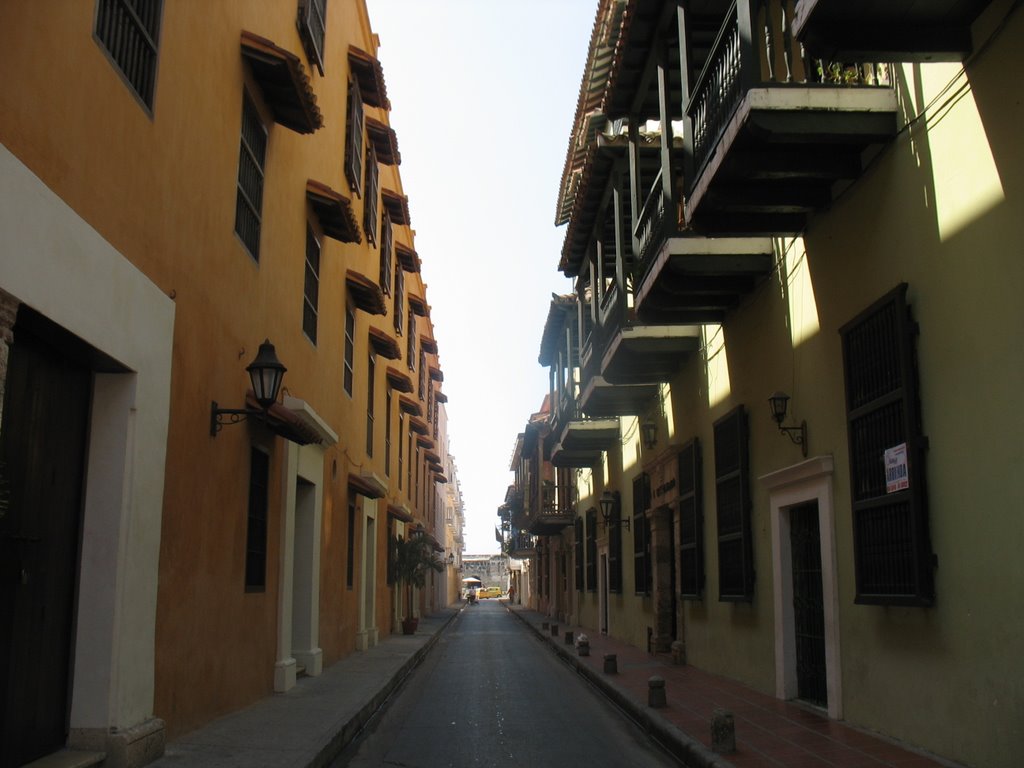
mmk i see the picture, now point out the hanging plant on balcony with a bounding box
[391,531,444,634]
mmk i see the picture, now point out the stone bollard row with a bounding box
[711,708,735,754]
[647,676,666,708]
[603,653,617,674]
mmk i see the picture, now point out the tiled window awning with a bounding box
[420,336,438,355]
[387,503,414,523]
[368,327,401,360]
[409,416,430,435]
[429,366,444,383]
[435,390,448,404]
[417,434,434,450]
[348,471,387,499]
[386,366,414,393]
[366,116,400,165]
[348,45,390,109]
[408,293,429,317]
[346,269,386,315]
[398,394,422,417]
[241,31,323,134]
[433,473,448,485]
[243,391,321,445]
[307,180,361,243]
[381,189,410,226]
[425,450,442,465]
[396,242,420,273]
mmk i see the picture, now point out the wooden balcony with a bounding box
[549,413,619,469]
[683,0,899,235]
[793,0,995,62]
[633,174,775,322]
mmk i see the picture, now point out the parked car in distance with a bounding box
[477,586,503,599]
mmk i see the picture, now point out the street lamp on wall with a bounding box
[768,391,807,457]
[599,490,629,530]
[210,339,287,436]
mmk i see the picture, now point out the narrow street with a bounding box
[334,601,680,767]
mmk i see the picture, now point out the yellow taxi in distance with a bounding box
[477,586,503,599]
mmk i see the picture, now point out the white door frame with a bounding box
[760,455,842,719]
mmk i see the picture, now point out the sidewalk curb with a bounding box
[506,605,734,768]
[310,607,463,767]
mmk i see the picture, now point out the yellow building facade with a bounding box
[517,2,1023,767]
[0,1,455,764]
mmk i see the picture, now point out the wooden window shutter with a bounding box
[574,517,583,591]
[608,497,623,594]
[297,0,327,76]
[678,438,704,599]
[841,283,933,605]
[380,211,392,295]
[363,143,379,245]
[394,262,404,336]
[345,78,364,195]
[715,406,753,601]
[406,309,416,371]
[633,473,651,595]
[585,508,597,591]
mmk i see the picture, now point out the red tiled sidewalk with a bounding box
[507,604,958,768]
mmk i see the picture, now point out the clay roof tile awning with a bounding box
[420,336,438,355]
[429,366,444,383]
[348,45,390,109]
[434,473,449,485]
[408,293,429,318]
[409,416,430,435]
[435,390,448,404]
[366,116,400,165]
[368,327,401,360]
[386,366,414,393]
[417,434,434,450]
[348,471,387,499]
[395,242,420,273]
[387,503,414,523]
[241,31,323,134]
[307,180,361,243]
[381,188,411,226]
[399,395,422,417]
[346,270,386,315]
[243,391,321,445]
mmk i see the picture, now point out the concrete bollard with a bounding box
[711,708,735,753]
[542,621,549,631]
[603,653,617,674]
[550,623,559,637]
[671,640,686,666]
[564,631,574,645]
[576,633,590,657]
[648,676,666,708]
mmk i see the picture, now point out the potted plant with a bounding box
[391,531,444,634]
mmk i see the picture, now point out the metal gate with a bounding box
[790,502,827,707]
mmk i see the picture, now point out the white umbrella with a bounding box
[461,576,482,584]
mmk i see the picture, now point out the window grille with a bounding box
[384,388,392,477]
[303,226,320,343]
[235,93,266,261]
[345,78,364,194]
[245,448,269,591]
[398,413,405,488]
[343,308,355,396]
[297,0,327,76]
[609,498,623,593]
[715,406,753,601]
[345,498,355,588]
[633,473,652,595]
[95,0,162,109]
[678,439,704,598]
[406,309,416,371]
[841,284,933,605]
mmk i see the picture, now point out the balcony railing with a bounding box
[686,0,891,189]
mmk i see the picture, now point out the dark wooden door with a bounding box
[0,323,91,767]
[790,502,827,708]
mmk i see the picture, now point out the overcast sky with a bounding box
[366,0,595,553]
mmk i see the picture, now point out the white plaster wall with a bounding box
[0,144,175,730]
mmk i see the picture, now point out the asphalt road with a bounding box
[333,600,680,767]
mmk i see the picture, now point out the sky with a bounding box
[366,0,596,553]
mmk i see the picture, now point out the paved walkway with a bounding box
[149,606,461,767]
[507,603,960,768]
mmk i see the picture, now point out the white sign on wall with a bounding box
[884,443,909,493]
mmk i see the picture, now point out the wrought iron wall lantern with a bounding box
[599,490,629,530]
[210,339,287,436]
[768,391,807,457]
[641,419,658,450]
